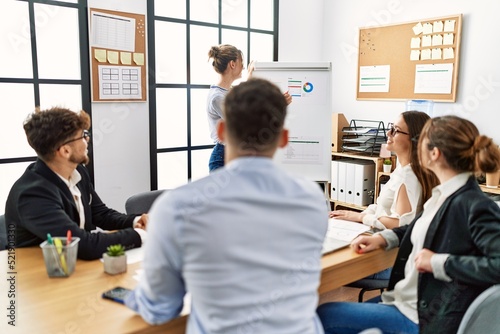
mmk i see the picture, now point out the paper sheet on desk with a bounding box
[326,218,371,242]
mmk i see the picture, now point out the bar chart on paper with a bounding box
[284,137,322,165]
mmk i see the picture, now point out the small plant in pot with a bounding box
[383,159,392,173]
[103,244,127,275]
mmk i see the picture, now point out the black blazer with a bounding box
[5,159,141,260]
[388,176,500,334]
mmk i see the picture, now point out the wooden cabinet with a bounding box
[330,152,396,211]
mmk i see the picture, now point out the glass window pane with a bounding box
[190,26,219,85]
[222,0,247,28]
[250,0,274,31]
[51,0,78,3]
[0,162,32,215]
[155,21,186,84]
[191,149,211,182]
[190,0,218,24]
[39,84,82,112]
[156,88,187,148]
[157,152,188,189]
[35,4,81,80]
[191,88,212,146]
[155,0,186,19]
[0,1,33,78]
[0,83,35,159]
[250,32,274,62]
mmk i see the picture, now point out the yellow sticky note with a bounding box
[120,52,132,65]
[94,49,107,63]
[107,51,119,64]
[133,53,144,65]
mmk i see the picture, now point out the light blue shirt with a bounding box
[126,157,328,334]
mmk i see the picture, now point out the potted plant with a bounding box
[383,159,392,173]
[103,244,127,275]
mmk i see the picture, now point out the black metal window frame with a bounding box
[147,0,280,189]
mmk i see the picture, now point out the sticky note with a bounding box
[94,49,107,63]
[107,51,119,64]
[443,48,454,60]
[421,49,432,60]
[120,52,132,65]
[431,48,442,60]
[444,20,455,32]
[432,34,443,46]
[433,21,443,33]
[412,22,423,35]
[411,37,421,49]
[133,53,144,65]
[410,50,420,61]
[443,33,454,45]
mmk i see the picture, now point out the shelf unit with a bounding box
[341,119,387,156]
[329,152,396,211]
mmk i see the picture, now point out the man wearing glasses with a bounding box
[5,107,147,260]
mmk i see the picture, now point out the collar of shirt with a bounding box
[55,169,82,188]
[224,156,274,171]
[424,172,471,211]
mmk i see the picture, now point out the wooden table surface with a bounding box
[0,246,397,333]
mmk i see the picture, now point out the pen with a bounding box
[46,233,65,276]
[54,237,68,275]
[67,230,72,246]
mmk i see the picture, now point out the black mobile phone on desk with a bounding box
[102,286,132,304]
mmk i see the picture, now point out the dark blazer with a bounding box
[5,159,142,260]
[388,176,500,334]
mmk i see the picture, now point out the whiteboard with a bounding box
[252,62,332,182]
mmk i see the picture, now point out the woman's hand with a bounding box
[329,210,363,222]
[415,248,435,273]
[351,234,387,254]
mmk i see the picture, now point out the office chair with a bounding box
[125,189,167,215]
[0,215,7,250]
[345,278,389,302]
[457,284,500,334]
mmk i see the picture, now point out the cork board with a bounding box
[357,14,462,102]
[89,8,147,102]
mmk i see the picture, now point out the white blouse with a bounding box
[363,163,422,228]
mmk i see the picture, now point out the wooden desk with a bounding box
[0,246,396,333]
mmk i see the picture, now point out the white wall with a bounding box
[89,0,150,211]
[280,0,500,143]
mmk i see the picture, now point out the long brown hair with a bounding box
[419,115,500,174]
[402,111,440,204]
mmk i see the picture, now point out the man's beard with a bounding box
[69,153,90,166]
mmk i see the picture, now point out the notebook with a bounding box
[321,218,371,255]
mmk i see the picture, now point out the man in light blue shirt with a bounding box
[126,78,328,333]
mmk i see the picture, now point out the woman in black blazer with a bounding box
[317,115,500,334]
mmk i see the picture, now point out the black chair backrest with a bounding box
[0,215,7,250]
[125,189,167,215]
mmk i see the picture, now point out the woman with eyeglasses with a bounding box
[318,115,500,333]
[330,111,438,232]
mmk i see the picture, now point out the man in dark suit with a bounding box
[5,107,147,260]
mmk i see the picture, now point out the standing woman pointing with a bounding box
[206,44,247,172]
[206,44,291,172]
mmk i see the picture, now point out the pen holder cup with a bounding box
[40,237,80,278]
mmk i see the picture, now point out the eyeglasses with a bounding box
[387,123,410,136]
[60,130,91,147]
